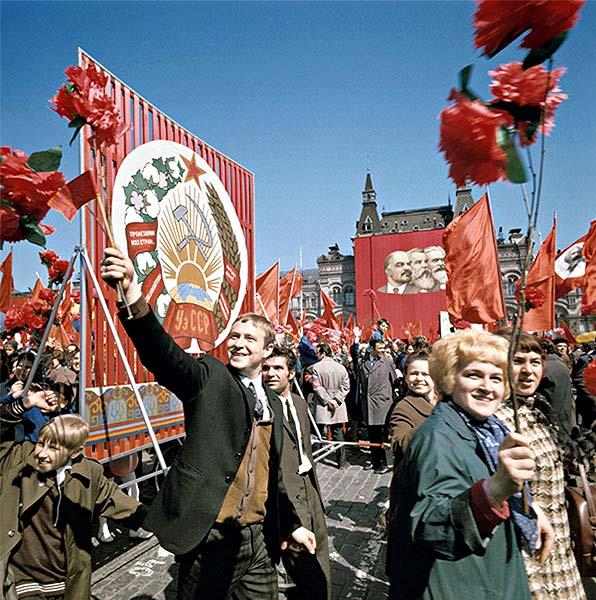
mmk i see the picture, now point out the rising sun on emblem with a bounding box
[157,186,224,311]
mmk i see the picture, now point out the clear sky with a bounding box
[2,0,595,291]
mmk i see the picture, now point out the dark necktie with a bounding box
[248,382,264,420]
[284,398,300,442]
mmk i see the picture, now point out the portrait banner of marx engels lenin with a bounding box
[354,230,448,337]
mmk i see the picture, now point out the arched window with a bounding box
[363,216,373,232]
[344,286,355,306]
[331,286,342,304]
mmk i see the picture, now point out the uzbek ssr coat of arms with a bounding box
[112,140,248,352]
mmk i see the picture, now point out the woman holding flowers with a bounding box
[388,330,553,599]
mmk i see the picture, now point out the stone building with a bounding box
[292,171,593,334]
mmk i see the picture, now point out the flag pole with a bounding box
[299,247,303,322]
[486,185,506,324]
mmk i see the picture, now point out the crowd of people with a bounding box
[0,248,594,599]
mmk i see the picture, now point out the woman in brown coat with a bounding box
[389,351,436,464]
[385,351,435,533]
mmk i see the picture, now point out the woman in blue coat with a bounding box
[388,330,553,599]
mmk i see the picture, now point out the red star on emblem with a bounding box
[181,154,206,185]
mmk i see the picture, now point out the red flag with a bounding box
[278,268,302,324]
[49,170,97,221]
[50,324,71,349]
[320,289,339,330]
[346,313,354,332]
[558,322,576,345]
[555,234,588,299]
[444,193,505,324]
[581,220,596,315]
[363,288,382,320]
[521,217,556,332]
[0,251,14,311]
[286,309,301,339]
[59,283,72,324]
[30,275,44,302]
[255,262,279,322]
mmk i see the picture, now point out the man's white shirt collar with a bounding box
[240,373,271,420]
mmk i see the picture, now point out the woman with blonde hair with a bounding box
[388,330,552,599]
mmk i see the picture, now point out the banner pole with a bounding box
[82,247,168,472]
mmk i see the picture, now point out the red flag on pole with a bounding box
[30,275,45,302]
[443,193,505,324]
[255,262,279,323]
[0,251,14,311]
[278,268,302,325]
[49,170,97,221]
[320,289,340,330]
[558,321,576,345]
[521,216,556,332]
[555,233,588,300]
[581,220,596,315]
[286,309,301,339]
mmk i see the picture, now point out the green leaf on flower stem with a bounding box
[498,128,527,184]
[523,32,568,70]
[65,82,78,94]
[28,147,62,172]
[67,115,87,146]
[458,65,482,102]
[19,215,47,247]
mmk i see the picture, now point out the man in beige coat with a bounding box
[308,342,350,469]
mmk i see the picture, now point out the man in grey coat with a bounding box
[309,342,350,469]
[361,339,397,473]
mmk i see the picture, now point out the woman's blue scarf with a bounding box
[446,399,538,553]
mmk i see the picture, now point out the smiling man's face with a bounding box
[227,320,273,378]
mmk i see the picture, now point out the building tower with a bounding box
[454,182,474,216]
[355,171,381,235]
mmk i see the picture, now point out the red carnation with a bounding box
[0,204,24,244]
[40,249,59,266]
[515,285,546,310]
[453,319,472,330]
[48,259,69,286]
[439,91,509,187]
[0,147,65,222]
[50,64,128,149]
[490,62,567,145]
[39,288,57,303]
[474,0,585,57]
[583,361,596,397]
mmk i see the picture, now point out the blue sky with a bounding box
[2,0,595,291]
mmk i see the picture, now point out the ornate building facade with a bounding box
[292,171,593,334]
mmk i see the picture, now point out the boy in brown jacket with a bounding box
[1,391,147,600]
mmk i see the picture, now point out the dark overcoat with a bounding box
[121,307,300,559]
[279,392,331,599]
[388,401,530,600]
[361,356,396,426]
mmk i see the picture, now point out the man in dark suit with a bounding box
[101,247,315,599]
[262,347,331,600]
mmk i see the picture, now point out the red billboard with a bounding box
[354,230,447,339]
